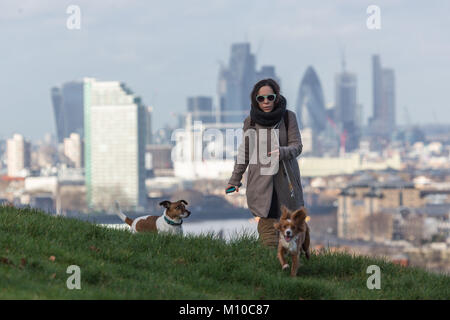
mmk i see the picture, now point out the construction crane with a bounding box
[326,116,346,154]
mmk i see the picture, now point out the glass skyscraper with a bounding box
[335,67,360,152]
[218,42,280,125]
[51,81,84,143]
[296,66,330,155]
[84,78,146,212]
[297,66,327,132]
[369,54,396,140]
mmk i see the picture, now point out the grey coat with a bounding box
[228,110,304,218]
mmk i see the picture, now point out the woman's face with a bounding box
[256,85,275,113]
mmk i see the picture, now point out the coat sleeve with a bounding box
[228,117,251,186]
[279,111,303,161]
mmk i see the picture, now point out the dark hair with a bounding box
[250,78,281,109]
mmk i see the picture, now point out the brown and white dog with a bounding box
[114,200,191,235]
[274,205,310,277]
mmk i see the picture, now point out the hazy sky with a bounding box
[1,0,449,142]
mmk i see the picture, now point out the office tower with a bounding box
[84,78,146,212]
[51,87,65,144]
[218,42,280,124]
[382,69,396,135]
[187,96,215,124]
[335,62,360,152]
[297,66,327,131]
[255,66,281,86]
[146,106,153,145]
[372,55,382,125]
[64,133,84,168]
[369,55,396,138]
[7,134,31,177]
[51,81,84,143]
[218,43,255,124]
[296,66,329,155]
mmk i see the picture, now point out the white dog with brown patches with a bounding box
[114,200,191,235]
[274,205,311,277]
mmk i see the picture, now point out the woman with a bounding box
[226,78,305,248]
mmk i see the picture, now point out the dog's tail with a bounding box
[114,201,133,226]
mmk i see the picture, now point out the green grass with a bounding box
[0,206,449,299]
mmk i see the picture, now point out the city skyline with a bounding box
[1,1,449,142]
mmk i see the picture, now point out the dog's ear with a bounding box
[280,204,291,220]
[180,200,188,205]
[159,201,171,208]
[292,207,307,230]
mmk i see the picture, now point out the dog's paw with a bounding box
[282,264,290,271]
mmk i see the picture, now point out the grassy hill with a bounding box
[0,206,449,299]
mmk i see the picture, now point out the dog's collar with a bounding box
[163,209,183,226]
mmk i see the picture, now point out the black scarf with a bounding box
[250,94,287,127]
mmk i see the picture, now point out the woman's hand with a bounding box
[226,184,239,192]
[268,149,279,156]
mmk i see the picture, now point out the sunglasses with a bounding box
[256,94,277,103]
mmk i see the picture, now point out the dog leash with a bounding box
[272,121,295,199]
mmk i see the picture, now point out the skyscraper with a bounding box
[51,81,84,143]
[369,55,396,139]
[382,69,396,135]
[335,63,360,152]
[296,66,328,155]
[145,106,153,146]
[84,78,147,212]
[187,96,215,124]
[7,134,31,177]
[255,66,281,86]
[297,66,327,132]
[218,42,280,124]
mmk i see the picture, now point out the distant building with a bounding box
[7,134,31,177]
[255,65,280,85]
[297,66,327,132]
[64,133,84,168]
[172,114,236,180]
[296,66,330,155]
[299,152,402,177]
[84,78,147,212]
[51,81,84,143]
[382,68,396,134]
[29,194,54,214]
[218,42,280,125]
[145,106,154,145]
[32,143,57,170]
[0,139,7,172]
[337,177,427,242]
[187,96,215,124]
[301,128,314,154]
[335,65,360,152]
[369,55,396,141]
[146,144,173,170]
